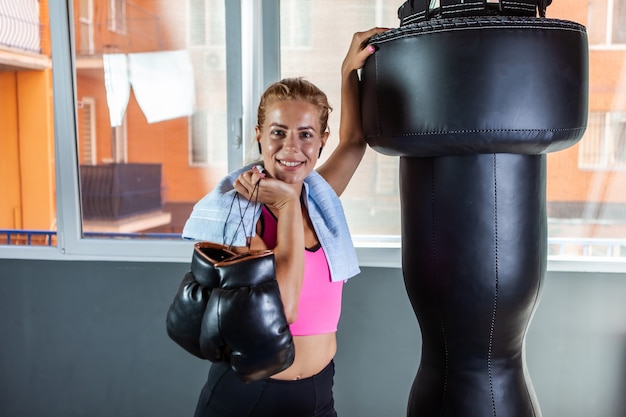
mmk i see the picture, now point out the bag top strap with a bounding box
[398,0,430,26]
[500,0,539,17]
[397,0,553,26]
[440,0,486,18]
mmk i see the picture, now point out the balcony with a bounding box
[80,163,171,233]
[0,0,51,71]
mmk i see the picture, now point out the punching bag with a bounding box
[360,1,588,416]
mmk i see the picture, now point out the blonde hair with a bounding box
[257,77,333,134]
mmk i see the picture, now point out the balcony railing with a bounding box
[0,0,41,53]
[0,230,180,246]
[80,163,164,220]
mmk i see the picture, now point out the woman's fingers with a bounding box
[233,170,257,196]
[343,27,390,73]
[234,167,276,203]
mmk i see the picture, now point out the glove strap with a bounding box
[223,179,261,251]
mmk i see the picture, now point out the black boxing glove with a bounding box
[166,242,235,359]
[200,250,295,382]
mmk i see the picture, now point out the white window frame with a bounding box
[2,0,625,274]
[589,0,626,50]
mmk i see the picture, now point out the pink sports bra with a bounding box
[259,205,343,336]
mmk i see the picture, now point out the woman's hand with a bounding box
[233,166,299,211]
[341,27,390,77]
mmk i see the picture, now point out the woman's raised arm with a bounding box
[317,27,389,196]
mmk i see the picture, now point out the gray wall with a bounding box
[0,259,624,417]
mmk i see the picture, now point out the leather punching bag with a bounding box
[360,1,588,416]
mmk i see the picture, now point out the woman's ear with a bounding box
[321,131,329,146]
[255,126,262,154]
[319,131,329,157]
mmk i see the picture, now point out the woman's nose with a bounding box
[283,132,299,150]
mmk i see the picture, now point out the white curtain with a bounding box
[128,50,195,123]
[102,53,131,128]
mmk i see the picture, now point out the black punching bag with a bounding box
[360,1,588,416]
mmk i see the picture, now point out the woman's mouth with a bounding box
[278,160,304,168]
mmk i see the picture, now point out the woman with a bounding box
[182,27,388,417]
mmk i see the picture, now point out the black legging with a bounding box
[193,360,337,417]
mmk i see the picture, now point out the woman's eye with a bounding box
[271,130,285,138]
[300,131,313,139]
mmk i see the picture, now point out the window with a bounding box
[588,0,626,46]
[580,112,626,170]
[279,0,312,49]
[73,0,228,239]
[2,0,234,258]
[190,111,228,165]
[187,0,228,168]
[78,0,94,54]
[79,97,97,165]
[611,0,626,44]
[278,0,626,262]
[109,0,126,35]
[190,112,210,164]
[279,0,400,237]
[189,0,225,47]
[111,119,127,164]
[1,0,625,270]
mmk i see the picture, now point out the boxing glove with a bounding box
[166,242,236,359]
[200,250,295,382]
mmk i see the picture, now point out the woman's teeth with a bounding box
[280,160,302,167]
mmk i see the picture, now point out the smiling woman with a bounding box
[0,1,625,417]
[175,29,387,416]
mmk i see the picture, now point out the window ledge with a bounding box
[1,241,625,274]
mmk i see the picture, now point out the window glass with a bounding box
[108,0,127,35]
[73,0,228,237]
[612,0,626,44]
[280,0,401,237]
[588,0,626,45]
[2,0,626,264]
[280,0,626,258]
[2,0,231,250]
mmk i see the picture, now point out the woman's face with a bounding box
[256,99,328,186]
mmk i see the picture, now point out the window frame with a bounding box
[1,0,625,274]
[589,0,626,50]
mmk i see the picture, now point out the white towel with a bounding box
[102,54,130,127]
[128,50,195,123]
[182,163,361,282]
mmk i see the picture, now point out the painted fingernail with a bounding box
[368,45,376,53]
